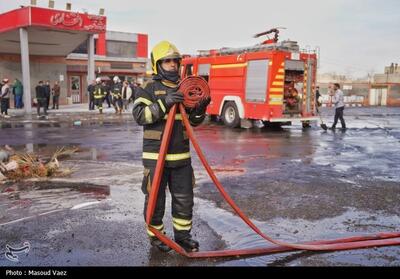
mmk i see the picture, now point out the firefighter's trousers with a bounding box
[142,164,195,242]
[94,97,103,112]
[112,96,123,111]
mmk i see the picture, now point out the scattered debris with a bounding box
[0,146,78,181]
[0,171,6,181]
[0,145,13,162]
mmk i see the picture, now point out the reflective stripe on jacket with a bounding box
[132,80,190,168]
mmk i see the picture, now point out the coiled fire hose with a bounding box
[146,77,400,258]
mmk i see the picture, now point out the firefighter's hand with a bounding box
[194,97,211,114]
[165,91,184,108]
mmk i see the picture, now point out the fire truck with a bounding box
[181,28,319,128]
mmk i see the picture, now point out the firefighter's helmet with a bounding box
[151,41,181,74]
[96,77,101,83]
[113,76,120,83]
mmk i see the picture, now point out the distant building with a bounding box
[372,63,400,106]
[374,63,400,83]
[317,66,400,107]
[317,73,370,107]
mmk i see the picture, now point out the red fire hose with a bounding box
[146,77,400,258]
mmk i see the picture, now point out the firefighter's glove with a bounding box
[164,91,184,109]
[193,97,211,115]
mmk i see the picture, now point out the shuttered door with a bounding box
[245,59,269,103]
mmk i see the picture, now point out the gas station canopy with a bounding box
[0,6,106,56]
[0,6,107,114]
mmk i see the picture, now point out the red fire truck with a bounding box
[181,29,319,128]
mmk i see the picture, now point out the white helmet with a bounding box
[96,77,101,83]
[113,76,120,83]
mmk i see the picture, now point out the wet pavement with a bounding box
[0,107,400,266]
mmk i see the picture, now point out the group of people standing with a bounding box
[87,76,135,114]
[35,80,60,117]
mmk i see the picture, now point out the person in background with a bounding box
[94,78,107,114]
[111,76,123,114]
[35,81,47,117]
[13,79,23,109]
[103,81,111,108]
[315,86,322,113]
[122,80,133,111]
[330,83,346,130]
[52,81,60,109]
[87,80,96,110]
[1,78,11,118]
[44,80,51,110]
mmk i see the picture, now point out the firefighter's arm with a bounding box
[132,87,167,126]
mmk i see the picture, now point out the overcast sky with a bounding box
[1,0,399,78]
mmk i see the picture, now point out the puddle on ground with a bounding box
[195,197,400,266]
[0,181,110,226]
[0,115,134,130]
[3,144,120,162]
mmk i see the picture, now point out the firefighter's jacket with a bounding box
[93,84,106,99]
[133,79,206,168]
[111,83,123,99]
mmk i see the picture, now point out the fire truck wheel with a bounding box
[222,102,240,128]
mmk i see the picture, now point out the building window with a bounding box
[71,39,98,54]
[106,40,137,58]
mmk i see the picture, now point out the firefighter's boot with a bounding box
[176,237,199,252]
[149,237,172,253]
[147,223,171,252]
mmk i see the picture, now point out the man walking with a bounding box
[87,80,96,110]
[94,78,106,114]
[111,76,123,114]
[330,83,346,130]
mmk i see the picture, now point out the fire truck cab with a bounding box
[181,35,319,128]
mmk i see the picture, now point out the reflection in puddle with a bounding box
[0,181,110,226]
[0,117,133,130]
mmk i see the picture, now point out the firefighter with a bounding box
[111,76,123,114]
[132,41,211,253]
[93,77,106,114]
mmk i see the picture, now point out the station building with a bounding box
[0,3,148,112]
